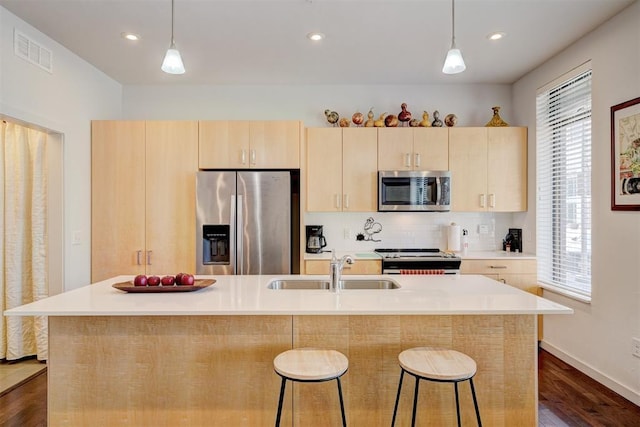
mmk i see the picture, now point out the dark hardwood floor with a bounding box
[537,349,640,427]
[0,349,638,426]
[0,369,46,427]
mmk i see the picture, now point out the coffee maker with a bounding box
[306,225,327,254]
[503,228,523,252]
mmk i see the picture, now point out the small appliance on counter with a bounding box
[306,225,327,254]
[503,228,523,252]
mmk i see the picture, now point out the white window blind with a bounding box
[536,67,592,299]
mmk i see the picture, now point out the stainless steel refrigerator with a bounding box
[196,171,299,275]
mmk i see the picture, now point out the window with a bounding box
[536,65,592,300]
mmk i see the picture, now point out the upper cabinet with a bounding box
[449,127,527,212]
[306,127,378,212]
[378,127,448,171]
[199,121,301,169]
[91,120,198,282]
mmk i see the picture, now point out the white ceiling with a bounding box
[0,0,634,85]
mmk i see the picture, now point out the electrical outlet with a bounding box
[343,228,351,240]
[72,230,82,246]
[478,224,489,235]
[632,337,640,358]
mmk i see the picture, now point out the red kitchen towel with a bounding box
[400,269,445,275]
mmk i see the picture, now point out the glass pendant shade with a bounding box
[161,44,185,74]
[442,47,466,74]
[442,0,465,75]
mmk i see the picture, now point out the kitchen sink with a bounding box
[267,280,330,290]
[267,279,400,290]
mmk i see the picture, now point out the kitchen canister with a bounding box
[447,222,461,252]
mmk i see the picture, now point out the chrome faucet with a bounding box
[329,250,354,292]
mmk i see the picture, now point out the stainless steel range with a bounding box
[375,248,461,275]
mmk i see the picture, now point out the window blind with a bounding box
[536,68,592,298]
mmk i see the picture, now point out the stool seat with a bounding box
[398,347,477,381]
[274,348,349,426]
[392,347,482,426]
[274,348,348,381]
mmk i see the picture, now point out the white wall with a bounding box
[123,84,512,127]
[512,1,640,404]
[0,7,123,291]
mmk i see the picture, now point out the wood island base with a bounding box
[48,314,536,426]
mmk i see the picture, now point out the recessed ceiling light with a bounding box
[121,32,140,41]
[487,32,506,41]
[306,32,325,42]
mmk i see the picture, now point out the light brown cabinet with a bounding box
[377,127,448,171]
[306,127,378,212]
[461,258,542,338]
[449,127,527,212]
[91,120,198,282]
[199,120,301,169]
[304,259,381,275]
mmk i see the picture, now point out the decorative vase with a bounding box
[431,110,443,127]
[485,106,509,127]
[444,114,457,127]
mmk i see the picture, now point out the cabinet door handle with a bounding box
[250,149,256,165]
[489,193,496,208]
[414,153,421,168]
[344,194,350,209]
[136,250,142,266]
[404,153,411,168]
[480,194,486,208]
[147,250,152,265]
[241,149,247,165]
[500,278,507,283]
[335,194,341,209]
[489,265,507,269]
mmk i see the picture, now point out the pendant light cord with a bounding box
[451,0,456,49]
[170,0,176,47]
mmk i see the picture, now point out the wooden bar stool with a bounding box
[273,348,349,427]
[391,347,482,427]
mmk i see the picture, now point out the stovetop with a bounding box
[374,248,460,260]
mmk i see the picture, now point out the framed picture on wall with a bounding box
[611,96,640,210]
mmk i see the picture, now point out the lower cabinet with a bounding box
[304,259,382,275]
[461,258,542,339]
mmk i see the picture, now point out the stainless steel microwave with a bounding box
[378,170,451,212]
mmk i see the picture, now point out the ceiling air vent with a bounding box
[14,29,53,73]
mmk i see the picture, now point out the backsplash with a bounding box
[305,212,517,253]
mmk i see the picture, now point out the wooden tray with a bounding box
[112,279,216,293]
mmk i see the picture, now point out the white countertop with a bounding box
[460,251,536,260]
[304,251,536,260]
[4,274,570,316]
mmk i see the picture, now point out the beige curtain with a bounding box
[0,121,49,361]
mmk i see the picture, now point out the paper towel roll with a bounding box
[447,223,461,252]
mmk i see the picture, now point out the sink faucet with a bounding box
[329,250,354,292]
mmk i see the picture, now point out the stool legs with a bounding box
[337,377,347,427]
[391,369,405,427]
[454,382,461,427]
[275,376,347,427]
[391,369,482,427]
[411,376,420,427]
[469,378,482,427]
[275,377,287,427]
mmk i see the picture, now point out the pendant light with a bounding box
[161,0,185,74]
[442,0,466,74]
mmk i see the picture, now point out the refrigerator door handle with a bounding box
[230,195,237,274]
[236,195,244,275]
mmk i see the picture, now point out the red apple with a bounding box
[179,274,195,286]
[175,273,184,285]
[161,275,175,286]
[133,275,147,286]
[147,275,161,286]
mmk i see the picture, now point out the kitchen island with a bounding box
[5,274,571,426]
